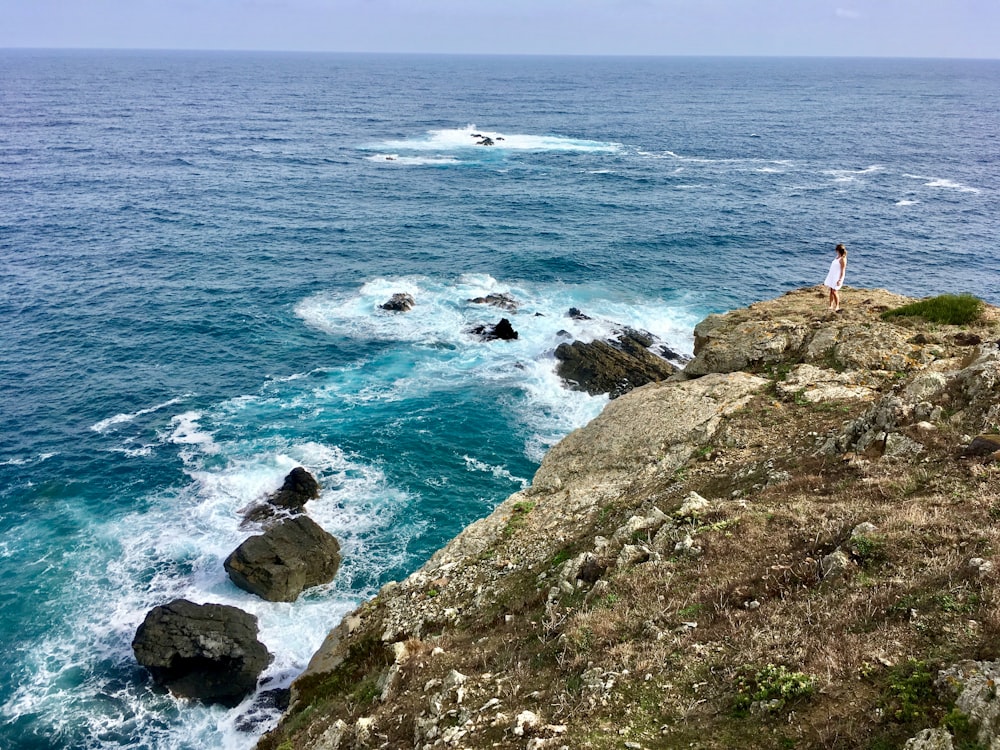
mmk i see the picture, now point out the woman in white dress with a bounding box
[824,244,848,311]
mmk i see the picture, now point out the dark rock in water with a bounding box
[476,137,494,146]
[555,327,677,399]
[242,466,320,526]
[496,136,505,141]
[235,687,291,733]
[658,345,693,365]
[379,293,415,312]
[471,133,482,138]
[556,329,572,338]
[132,599,271,707]
[567,307,592,321]
[964,434,1000,458]
[470,318,519,341]
[225,516,342,602]
[468,293,518,312]
[269,467,320,511]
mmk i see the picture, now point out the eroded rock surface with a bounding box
[225,516,341,602]
[132,599,270,707]
[685,287,931,376]
[554,327,677,398]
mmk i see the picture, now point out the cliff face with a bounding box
[259,287,1000,750]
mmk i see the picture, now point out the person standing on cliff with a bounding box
[824,243,848,312]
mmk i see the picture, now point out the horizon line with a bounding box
[2,46,998,62]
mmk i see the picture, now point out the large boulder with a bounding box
[132,599,271,707]
[555,328,676,398]
[225,516,341,602]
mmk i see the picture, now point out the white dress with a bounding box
[824,257,844,290]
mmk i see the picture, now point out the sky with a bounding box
[1,0,998,58]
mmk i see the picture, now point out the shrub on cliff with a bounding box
[882,293,984,325]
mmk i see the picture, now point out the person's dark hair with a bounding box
[835,243,847,256]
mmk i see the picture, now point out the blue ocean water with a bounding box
[1,51,997,749]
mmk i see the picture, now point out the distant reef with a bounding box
[256,286,1000,750]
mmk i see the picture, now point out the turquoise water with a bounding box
[1,51,998,749]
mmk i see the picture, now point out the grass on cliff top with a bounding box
[881,293,985,325]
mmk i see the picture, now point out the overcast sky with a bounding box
[2,0,998,58]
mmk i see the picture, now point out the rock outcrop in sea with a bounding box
[469,317,519,341]
[242,465,321,525]
[132,599,271,707]
[258,286,1000,750]
[379,293,415,312]
[225,514,342,602]
[133,466,340,703]
[554,326,679,398]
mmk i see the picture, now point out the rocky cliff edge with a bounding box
[259,286,1000,750]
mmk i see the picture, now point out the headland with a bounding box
[259,286,1000,750]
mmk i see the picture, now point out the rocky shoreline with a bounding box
[144,285,1000,749]
[130,290,685,709]
[254,285,1000,750]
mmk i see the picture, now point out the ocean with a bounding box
[1,51,997,749]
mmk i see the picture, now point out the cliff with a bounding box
[259,286,1000,750]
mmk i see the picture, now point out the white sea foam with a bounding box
[365,153,461,166]
[112,444,156,457]
[903,173,979,193]
[462,456,529,489]
[91,396,189,433]
[924,178,979,193]
[367,124,621,154]
[824,165,884,182]
[167,411,220,458]
[0,452,56,467]
[297,275,697,462]
[2,434,413,749]
[895,199,920,206]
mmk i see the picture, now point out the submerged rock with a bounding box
[225,516,341,602]
[468,293,518,312]
[132,599,271,707]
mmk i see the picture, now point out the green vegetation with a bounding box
[850,533,888,569]
[503,500,536,538]
[733,664,815,716]
[883,659,936,723]
[550,548,573,567]
[882,294,985,325]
